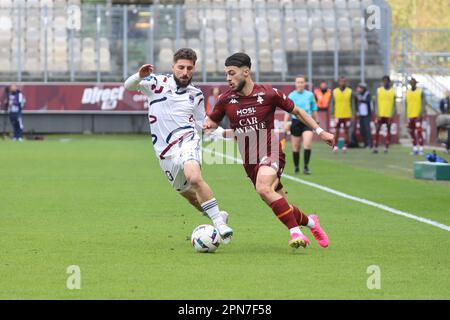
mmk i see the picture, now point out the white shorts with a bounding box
[158,138,202,193]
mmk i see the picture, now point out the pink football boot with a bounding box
[309,214,329,248]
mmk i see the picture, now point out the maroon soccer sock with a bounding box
[386,126,391,148]
[292,205,310,226]
[417,129,424,146]
[374,125,380,148]
[270,198,298,229]
[409,128,417,146]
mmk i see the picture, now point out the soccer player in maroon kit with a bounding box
[204,53,334,249]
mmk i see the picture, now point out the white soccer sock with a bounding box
[289,226,303,236]
[201,198,224,226]
[306,217,315,229]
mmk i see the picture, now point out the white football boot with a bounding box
[216,211,233,244]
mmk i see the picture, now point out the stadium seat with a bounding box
[361,0,373,9]
[0,58,11,71]
[239,0,253,10]
[175,38,187,49]
[27,0,40,8]
[160,37,173,50]
[292,0,306,6]
[40,0,54,8]
[271,36,281,48]
[0,15,11,30]
[335,0,347,9]
[321,0,334,9]
[25,57,41,72]
[272,48,285,71]
[280,0,293,9]
[206,58,217,72]
[285,37,299,51]
[158,48,174,72]
[307,0,320,9]
[327,37,337,51]
[184,9,200,31]
[214,27,228,43]
[187,38,201,49]
[0,0,12,8]
[340,36,353,51]
[337,17,351,30]
[230,36,242,52]
[81,48,96,72]
[348,0,361,9]
[100,48,111,72]
[312,38,327,51]
[82,37,95,50]
[185,0,197,6]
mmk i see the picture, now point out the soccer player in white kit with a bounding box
[124,48,233,243]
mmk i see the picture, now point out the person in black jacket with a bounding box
[4,84,26,141]
[354,83,373,148]
[439,90,450,153]
[440,91,450,115]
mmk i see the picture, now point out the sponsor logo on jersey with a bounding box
[230,98,239,104]
[236,106,257,116]
[252,92,266,96]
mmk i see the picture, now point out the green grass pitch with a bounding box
[0,134,449,299]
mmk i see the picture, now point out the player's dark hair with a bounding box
[173,48,197,65]
[225,52,251,69]
[382,75,390,82]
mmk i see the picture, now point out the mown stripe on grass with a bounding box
[204,148,450,233]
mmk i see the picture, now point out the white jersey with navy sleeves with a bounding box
[124,72,205,159]
[124,72,205,193]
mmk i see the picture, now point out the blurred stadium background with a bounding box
[0,0,448,140]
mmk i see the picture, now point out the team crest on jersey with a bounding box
[256,95,264,104]
[189,94,195,104]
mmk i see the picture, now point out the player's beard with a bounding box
[174,75,192,88]
[233,79,246,93]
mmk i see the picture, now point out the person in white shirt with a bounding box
[124,48,233,243]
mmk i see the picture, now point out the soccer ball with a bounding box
[191,224,220,253]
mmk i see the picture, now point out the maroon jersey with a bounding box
[209,84,295,190]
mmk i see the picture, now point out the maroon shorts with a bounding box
[377,117,392,126]
[243,153,286,192]
[336,118,352,129]
[408,117,422,130]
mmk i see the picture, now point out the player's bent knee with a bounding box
[185,172,204,188]
[255,183,273,200]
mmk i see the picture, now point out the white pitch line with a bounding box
[204,148,450,233]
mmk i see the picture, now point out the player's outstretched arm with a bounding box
[283,112,291,132]
[124,64,154,91]
[292,107,335,147]
[203,116,219,130]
